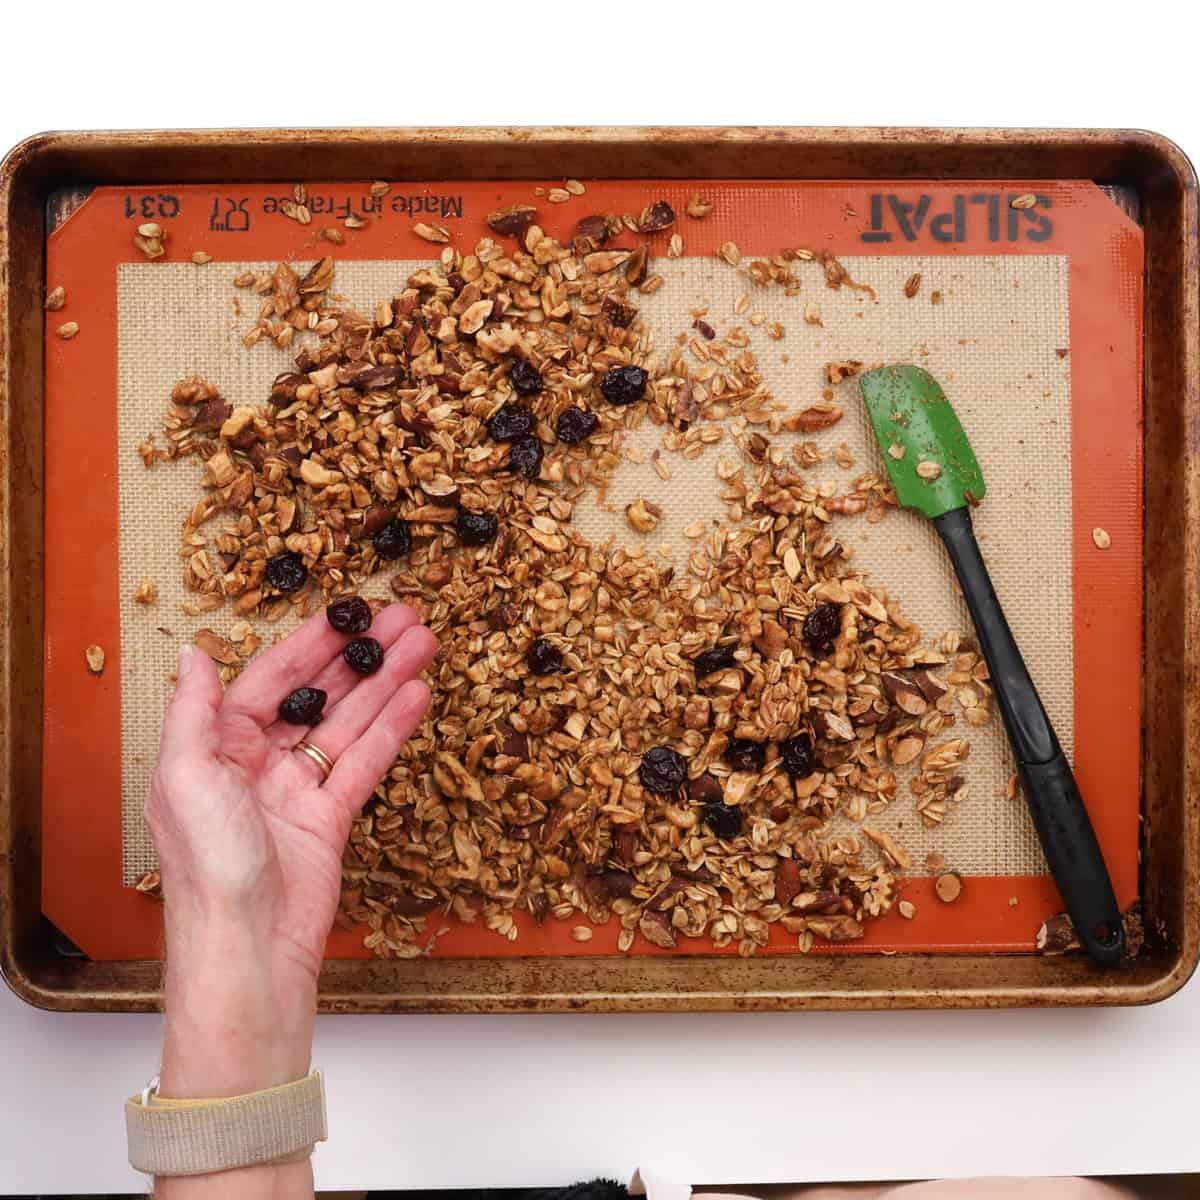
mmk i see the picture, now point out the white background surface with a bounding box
[3,2,1198,1193]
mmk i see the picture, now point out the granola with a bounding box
[148,215,978,959]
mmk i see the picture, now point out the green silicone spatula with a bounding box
[859,364,1124,967]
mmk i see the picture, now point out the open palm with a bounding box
[146,602,437,985]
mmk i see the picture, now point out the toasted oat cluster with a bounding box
[151,203,991,958]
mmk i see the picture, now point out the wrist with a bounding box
[161,916,316,1099]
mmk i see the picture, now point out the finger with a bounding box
[264,603,421,750]
[284,624,438,765]
[224,602,419,728]
[221,607,349,727]
[324,678,432,814]
[158,645,224,766]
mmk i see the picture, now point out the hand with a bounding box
[146,603,437,1101]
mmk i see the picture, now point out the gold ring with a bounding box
[294,739,334,780]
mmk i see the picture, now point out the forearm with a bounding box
[155,1160,313,1200]
[157,912,318,1200]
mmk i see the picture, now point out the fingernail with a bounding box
[178,645,194,678]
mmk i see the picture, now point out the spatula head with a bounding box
[858,364,986,520]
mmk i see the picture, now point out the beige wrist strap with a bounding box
[126,1070,327,1177]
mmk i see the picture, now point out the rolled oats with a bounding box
[150,215,974,960]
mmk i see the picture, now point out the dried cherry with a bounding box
[802,603,841,648]
[556,407,599,445]
[373,517,412,560]
[457,510,499,546]
[725,738,766,772]
[703,800,743,840]
[486,405,534,441]
[278,687,327,725]
[639,745,687,794]
[343,637,384,676]
[510,360,545,396]
[508,435,544,479]
[526,638,563,675]
[264,551,307,593]
[780,733,815,779]
[601,365,648,406]
[693,644,737,678]
[326,596,372,634]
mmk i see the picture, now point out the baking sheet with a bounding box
[39,179,1143,959]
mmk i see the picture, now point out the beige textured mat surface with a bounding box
[118,255,1070,883]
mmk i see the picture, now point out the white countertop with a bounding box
[2,973,1200,1194]
[4,10,1198,1194]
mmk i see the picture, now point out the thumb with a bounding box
[158,644,224,766]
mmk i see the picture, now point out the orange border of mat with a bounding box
[41,179,1143,961]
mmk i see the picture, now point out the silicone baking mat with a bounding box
[41,179,1143,960]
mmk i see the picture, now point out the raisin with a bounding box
[264,550,307,593]
[693,644,737,678]
[703,799,743,840]
[508,435,544,479]
[526,638,563,675]
[457,509,499,546]
[803,603,842,648]
[780,733,815,779]
[278,686,327,725]
[639,745,687,794]
[343,636,384,676]
[510,359,545,396]
[601,364,648,406]
[326,596,372,634]
[725,738,766,772]
[373,517,412,560]
[487,404,534,441]
[556,407,600,445]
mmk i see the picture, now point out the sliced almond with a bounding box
[194,628,239,666]
[862,825,913,870]
[413,222,450,244]
[880,672,928,716]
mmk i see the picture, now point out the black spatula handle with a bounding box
[933,506,1125,967]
